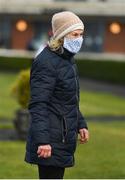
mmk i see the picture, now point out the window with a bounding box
[26,22,51,51]
[0,19,11,48]
[81,21,105,52]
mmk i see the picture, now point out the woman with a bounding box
[25,11,89,179]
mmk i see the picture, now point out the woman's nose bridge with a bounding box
[78,34,81,37]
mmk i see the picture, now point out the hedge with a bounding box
[0,56,125,85]
[76,59,125,85]
[0,56,32,71]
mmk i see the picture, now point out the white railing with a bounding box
[0,0,53,4]
[55,0,125,2]
[0,0,125,5]
[0,48,125,62]
[0,0,53,8]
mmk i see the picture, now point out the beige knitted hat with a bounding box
[52,11,84,40]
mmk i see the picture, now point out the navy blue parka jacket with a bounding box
[25,46,88,167]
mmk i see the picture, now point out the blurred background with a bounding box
[0,0,125,53]
[0,0,125,179]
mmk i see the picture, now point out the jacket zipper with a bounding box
[72,65,79,122]
[61,64,79,143]
[62,116,68,143]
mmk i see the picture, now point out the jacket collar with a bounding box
[46,45,75,64]
[60,47,75,61]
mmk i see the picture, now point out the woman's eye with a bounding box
[72,33,78,37]
[72,33,83,37]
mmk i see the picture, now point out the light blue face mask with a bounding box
[63,36,83,54]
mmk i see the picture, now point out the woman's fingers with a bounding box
[47,149,51,157]
[42,149,51,158]
[43,150,51,158]
[37,147,41,154]
[38,149,51,158]
[37,145,52,158]
[39,149,45,157]
[79,128,89,143]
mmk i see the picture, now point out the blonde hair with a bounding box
[48,37,64,52]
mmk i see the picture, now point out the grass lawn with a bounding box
[0,121,125,179]
[0,71,125,120]
[0,72,125,178]
[80,91,125,117]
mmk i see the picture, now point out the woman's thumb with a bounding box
[37,147,41,154]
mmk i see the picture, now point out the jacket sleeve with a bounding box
[28,56,56,145]
[78,109,88,131]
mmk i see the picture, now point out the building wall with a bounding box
[1,15,124,54]
[104,23,125,53]
[11,21,34,49]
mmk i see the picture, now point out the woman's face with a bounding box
[65,29,84,39]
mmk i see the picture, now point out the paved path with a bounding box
[0,129,19,141]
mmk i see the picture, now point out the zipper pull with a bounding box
[62,138,65,143]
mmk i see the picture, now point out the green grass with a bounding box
[80,91,125,116]
[0,123,14,129]
[0,121,125,179]
[65,121,125,179]
[0,72,125,178]
[0,71,125,121]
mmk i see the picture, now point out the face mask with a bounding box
[63,36,83,54]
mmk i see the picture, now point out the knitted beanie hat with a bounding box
[52,11,84,40]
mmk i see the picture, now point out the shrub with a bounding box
[76,59,125,85]
[0,56,32,71]
[11,69,30,109]
[2,55,125,86]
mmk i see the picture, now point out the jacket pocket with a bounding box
[61,116,68,143]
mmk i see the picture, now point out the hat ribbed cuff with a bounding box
[54,23,84,40]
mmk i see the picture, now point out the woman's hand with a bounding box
[79,128,89,144]
[37,145,52,158]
